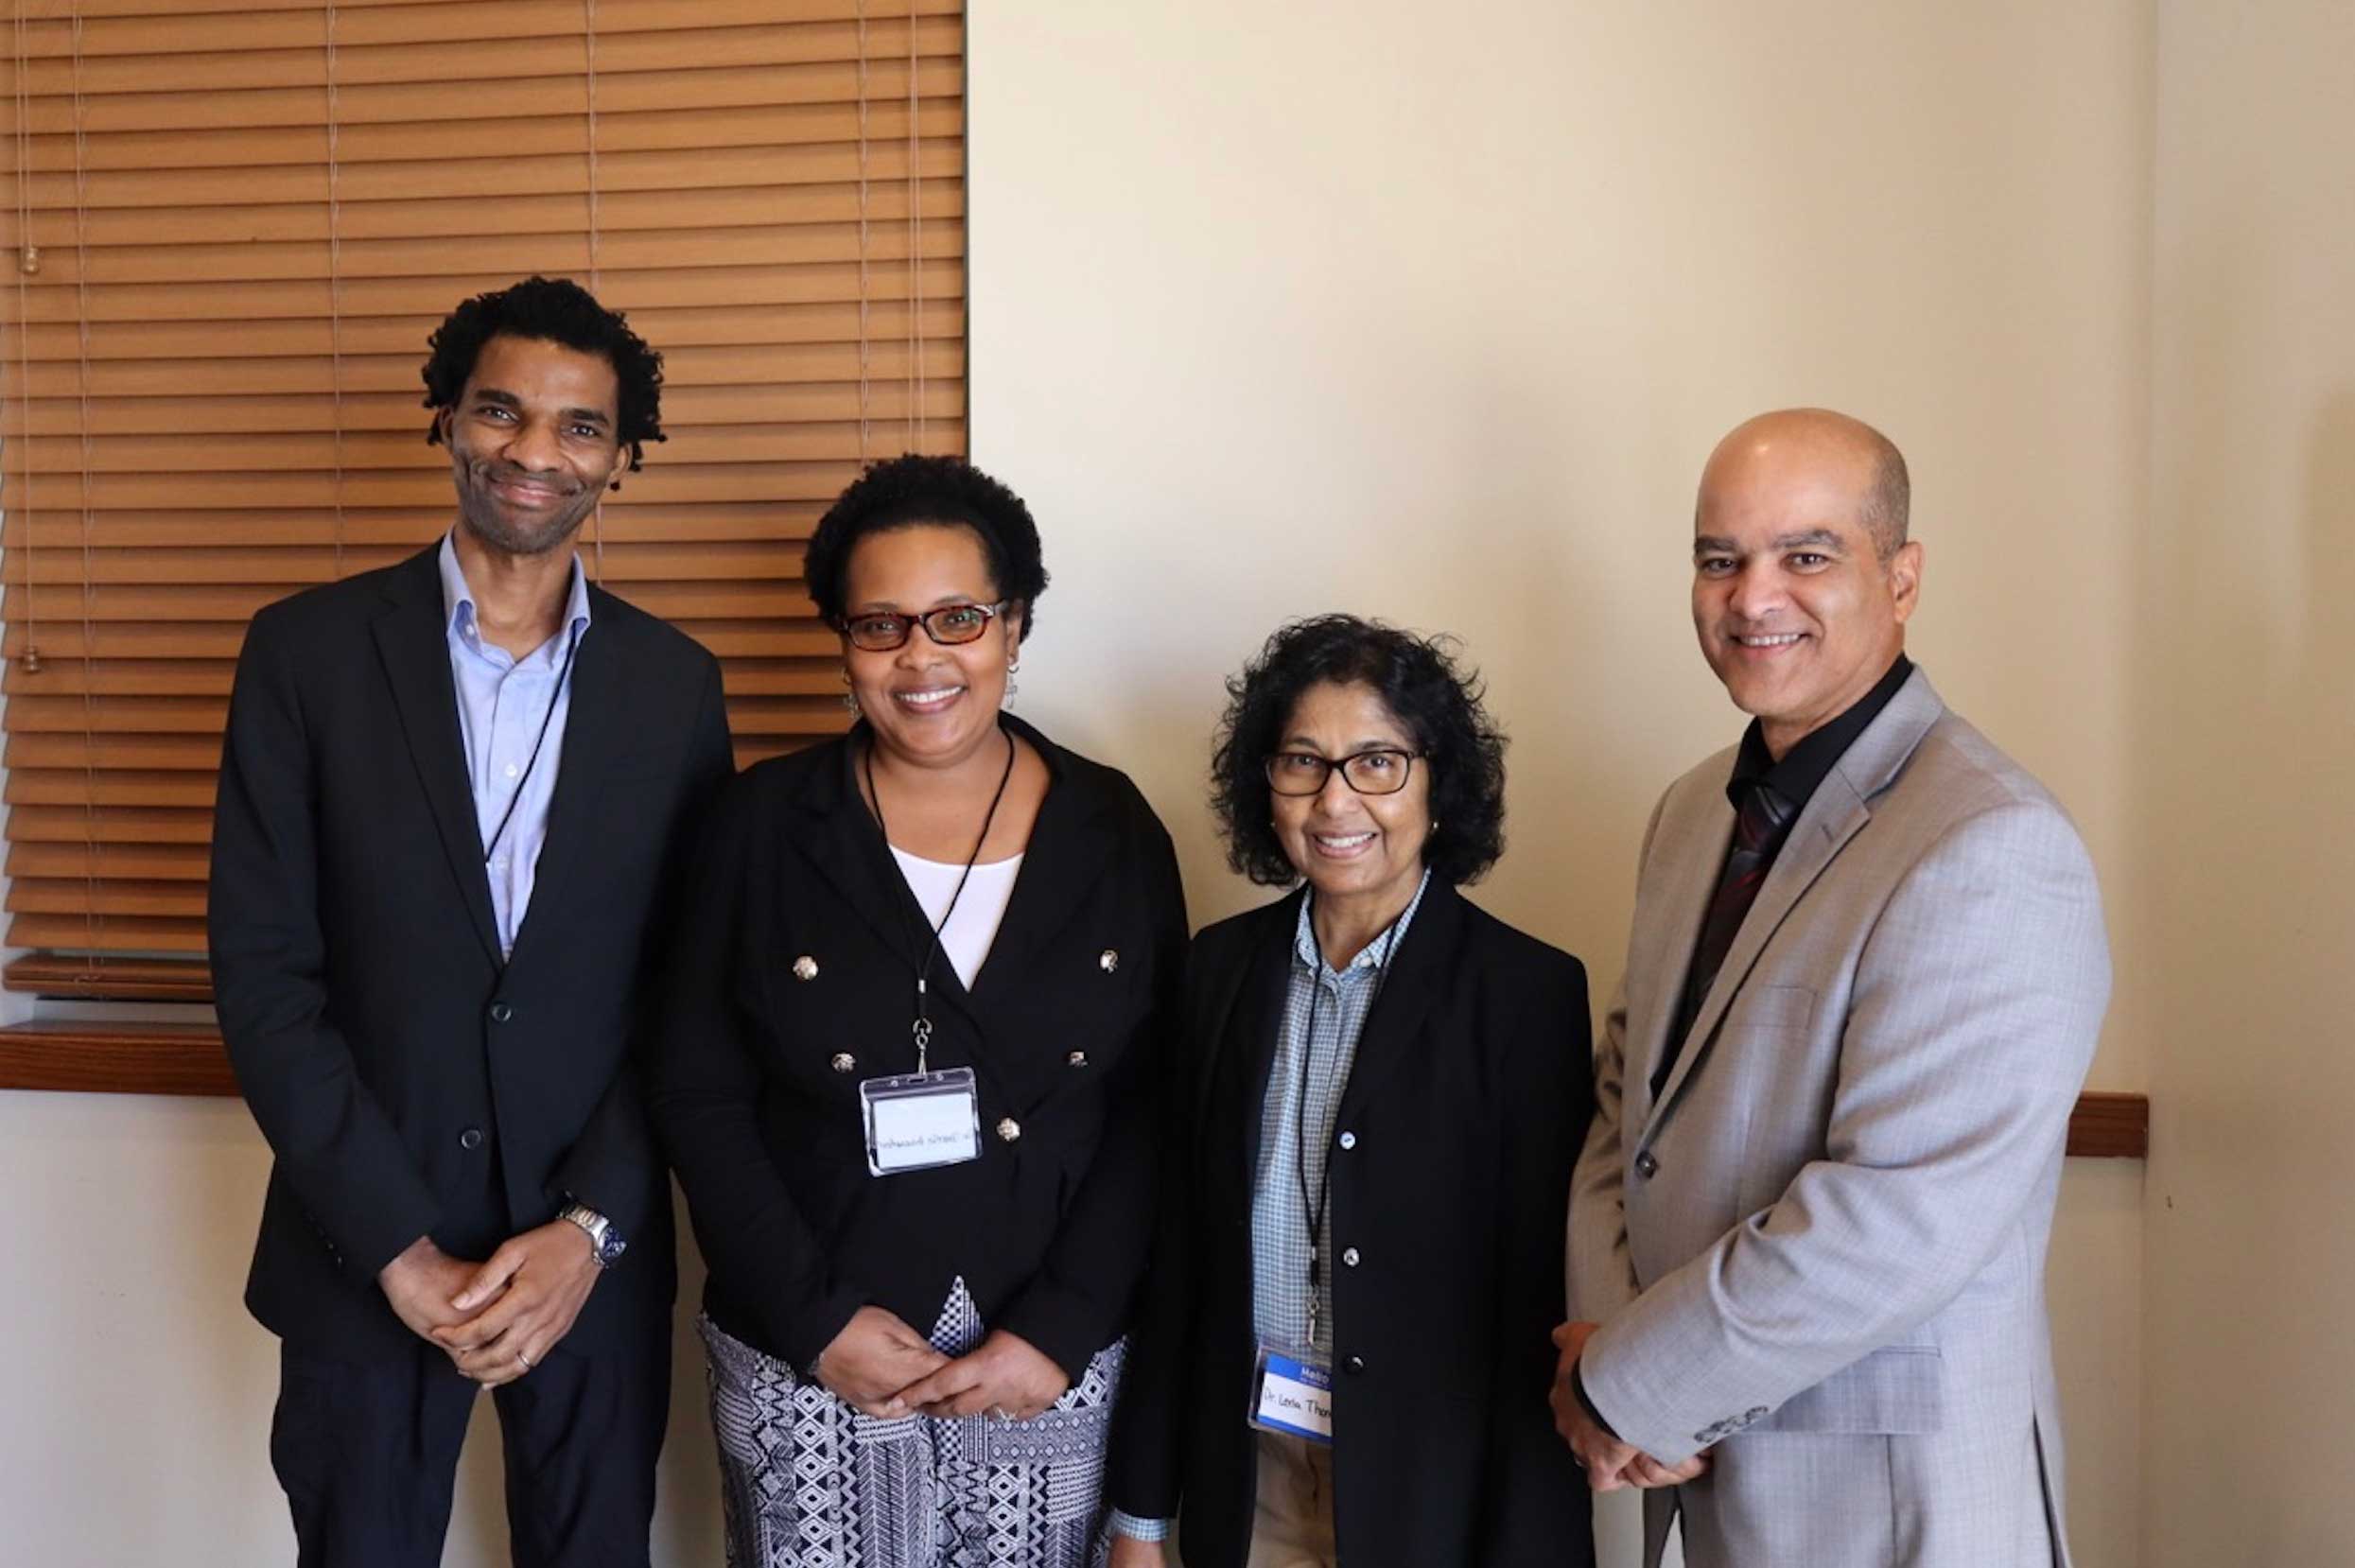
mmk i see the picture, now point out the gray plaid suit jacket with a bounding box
[1568,667,2110,1568]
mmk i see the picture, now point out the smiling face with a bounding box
[1269,680,1433,919]
[441,333,625,557]
[841,523,1020,771]
[1691,417,1922,757]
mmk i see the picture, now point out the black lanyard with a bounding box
[480,618,584,868]
[863,726,1017,1074]
[1294,907,1403,1346]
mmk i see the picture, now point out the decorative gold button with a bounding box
[793,955,819,981]
[830,1053,856,1073]
[996,1117,1021,1142]
[1098,949,1119,973]
[1067,1051,1088,1068]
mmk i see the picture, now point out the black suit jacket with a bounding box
[210,544,734,1359]
[645,715,1188,1379]
[1109,881,1595,1567]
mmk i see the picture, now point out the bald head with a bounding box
[1699,409,1910,560]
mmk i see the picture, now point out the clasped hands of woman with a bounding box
[815,1304,1072,1421]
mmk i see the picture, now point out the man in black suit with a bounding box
[210,275,733,1567]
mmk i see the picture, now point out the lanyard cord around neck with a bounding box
[863,726,1018,1074]
[480,618,585,868]
[1293,904,1404,1347]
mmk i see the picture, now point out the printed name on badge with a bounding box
[1251,1349,1334,1444]
[861,1066,982,1175]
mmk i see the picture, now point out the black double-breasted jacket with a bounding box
[646,714,1189,1380]
[209,544,734,1359]
[1109,880,1596,1566]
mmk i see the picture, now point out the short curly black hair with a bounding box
[421,275,665,471]
[1212,615,1509,887]
[805,454,1051,639]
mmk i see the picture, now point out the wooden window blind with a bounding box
[0,0,964,1025]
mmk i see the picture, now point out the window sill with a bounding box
[0,1024,2154,1159]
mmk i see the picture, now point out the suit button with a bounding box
[1344,1354,1366,1375]
[1336,1131,1357,1151]
[1341,1246,1361,1268]
[459,1127,484,1150]
[488,1002,514,1024]
[1634,1151,1659,1178]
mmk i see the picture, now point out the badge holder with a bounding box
[1248,1344,1334,1445]
[860,1015,982,1176]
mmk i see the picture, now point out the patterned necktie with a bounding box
[1653,781,1797,1096]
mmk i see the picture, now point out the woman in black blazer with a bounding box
[1108,615,1593,1568]
[650,456,1186,1567]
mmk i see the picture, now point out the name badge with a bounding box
[1249,1346,1334,1445]
[860,1066,981,1176]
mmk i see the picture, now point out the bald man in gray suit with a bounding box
[1555,409,2111,1568]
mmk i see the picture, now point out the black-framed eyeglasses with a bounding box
[1264,748,1422,797]
[838,601,1011,653]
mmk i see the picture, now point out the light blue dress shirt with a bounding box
[437,531,591,959]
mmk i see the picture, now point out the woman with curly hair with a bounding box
[649,454,1188,1566]
[1107,615,1595,1568]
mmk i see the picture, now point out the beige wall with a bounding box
[0,0,2209,1561]
[2137,3,2355,1564]
[970,2,2149,1559]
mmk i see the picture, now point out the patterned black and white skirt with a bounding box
[699,1279,1122,1568]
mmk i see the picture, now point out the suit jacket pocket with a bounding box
[1752,1345,1944,1436]
[1721,982,1817,1037]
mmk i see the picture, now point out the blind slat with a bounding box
[11,2,959,60]
[2,59,963,135]
[0,100,959,175]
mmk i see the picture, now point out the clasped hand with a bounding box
[816,1306,1069,1420]
[377,1222,602,1388]
[1549,1319,1713,1491]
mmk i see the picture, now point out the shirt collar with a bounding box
[438,529,592,649]
[1728,653,1912,814]
[1292,867,1434,979]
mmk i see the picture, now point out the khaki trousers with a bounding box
[1245,1428,1338,1568]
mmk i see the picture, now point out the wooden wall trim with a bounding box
[0,1022,236,1097]
[2063,1089,2150,1159]
[0,1025,2154,1159]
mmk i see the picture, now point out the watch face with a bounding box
[596,1228,627,1266]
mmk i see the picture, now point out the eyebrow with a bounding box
[1277,736,1408,753]
[1693,528,1848,556]
[847,594,992,615]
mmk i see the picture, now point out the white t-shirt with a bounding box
[890,847,1024,990]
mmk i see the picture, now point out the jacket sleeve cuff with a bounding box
[776,1287,868,1376]
[1573,1361,1622,1441]
[992,1283,1105,1385]
[330,1181,443,1284]
[1108,1511,1173,1542]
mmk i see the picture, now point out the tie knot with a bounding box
[1734,783,1793,850]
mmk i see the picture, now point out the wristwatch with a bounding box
[558,1200,627,1268]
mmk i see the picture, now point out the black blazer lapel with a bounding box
[1331,878,1456,1123]
[1216,897,1299,1205]
[370,548,502,968]
[968,715,1116,1002]
[502,596,631,974]
[782,725,947,975]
